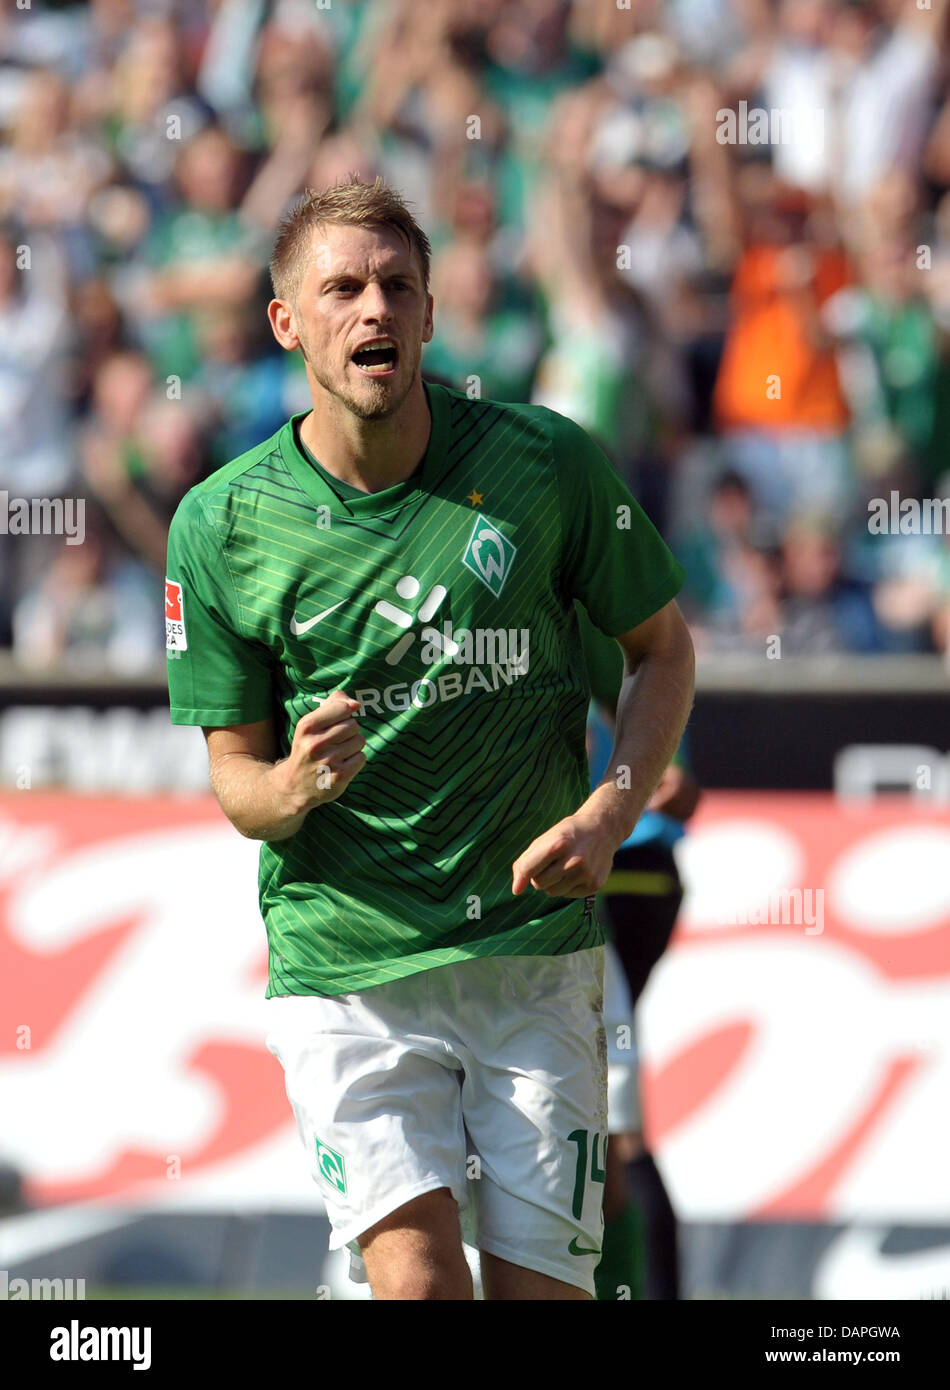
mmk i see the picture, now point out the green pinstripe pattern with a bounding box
[166,382,683,995]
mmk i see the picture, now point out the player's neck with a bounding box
[299,376,432,494]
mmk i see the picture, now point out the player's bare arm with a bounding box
[596,701,701,821]
[512,600,695,898]
[204,690,366,842]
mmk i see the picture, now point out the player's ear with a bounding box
[268,297,300,352]
[422,292,434,345]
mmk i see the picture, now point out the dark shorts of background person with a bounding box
[598,839,684,1300]
[599,842,683,1005]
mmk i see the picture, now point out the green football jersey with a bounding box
[165,381,685,996]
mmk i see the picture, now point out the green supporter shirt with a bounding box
[165,381,685,996]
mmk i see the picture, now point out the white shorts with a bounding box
[265,947,607,1295]
[604,940,642,1134]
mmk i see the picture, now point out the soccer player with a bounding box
[165,175,695,1301]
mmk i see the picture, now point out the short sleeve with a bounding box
[553,412,685,635]
[165,492,275,726]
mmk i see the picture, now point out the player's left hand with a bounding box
[511,809,620,899]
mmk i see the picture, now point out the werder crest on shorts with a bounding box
[315,1137,347,1195]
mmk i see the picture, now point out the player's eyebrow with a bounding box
[320,267,419,289]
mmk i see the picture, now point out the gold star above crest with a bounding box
[466,489,484,507]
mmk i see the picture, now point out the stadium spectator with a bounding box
[676,470,756,617]
[12,527,159,674]
[825,219,942,489]
[423,238,543,402]
[0,224,74,495]
[778,517,883,652]
[131,124,264,383]
[0,65,111,274]
[712,173,853,524]
[194,300,294,466]
[528,164,689,529]
[80,349,210,581]
[98,17,211,201]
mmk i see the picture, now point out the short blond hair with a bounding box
[270,174,432,304]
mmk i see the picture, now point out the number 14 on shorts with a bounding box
[568,1129,606,1223]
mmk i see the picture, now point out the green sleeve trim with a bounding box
[169,703,274,727]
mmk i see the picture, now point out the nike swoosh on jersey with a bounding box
[568,1237,601,1257]
[290,601,345,636]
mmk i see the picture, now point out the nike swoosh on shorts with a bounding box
[568,1237,601,1257]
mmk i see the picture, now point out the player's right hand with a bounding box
[277,691,366,810]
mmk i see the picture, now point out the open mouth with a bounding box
[352,340,399,375]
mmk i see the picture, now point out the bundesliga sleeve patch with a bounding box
[165,578,187,651]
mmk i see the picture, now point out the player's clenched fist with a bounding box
[277,691,366,810]
[511,808,620,899]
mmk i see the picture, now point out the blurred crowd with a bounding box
[2,0,950,672]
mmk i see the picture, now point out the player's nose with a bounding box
[360,282,395,322]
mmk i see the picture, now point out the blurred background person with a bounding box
[423,237,544,402]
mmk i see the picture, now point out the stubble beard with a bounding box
[299,331,420,423]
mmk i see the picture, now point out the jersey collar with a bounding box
[279,379,450,519]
